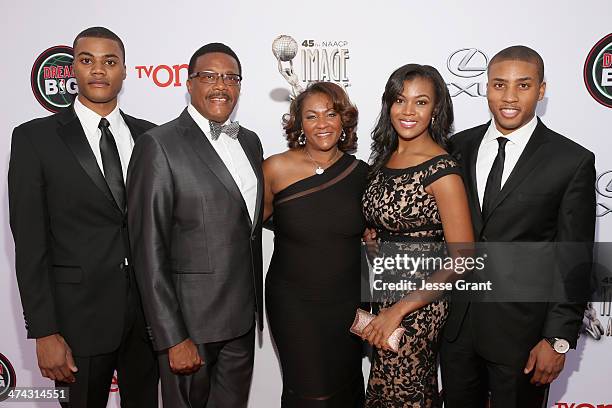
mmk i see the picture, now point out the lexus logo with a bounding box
[597,170,612,217]
[447,48,488,78]
[596,170,612,198]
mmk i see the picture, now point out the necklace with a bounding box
[304,147,339,175]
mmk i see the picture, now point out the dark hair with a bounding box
[188,43,241,75]
[283,82,358,152]
[73,27,125,62]
[369,64,454,175]
[488,45,544,82]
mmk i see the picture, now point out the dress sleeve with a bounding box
[421,156,462,187]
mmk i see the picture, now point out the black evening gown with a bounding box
[266,154,369,407]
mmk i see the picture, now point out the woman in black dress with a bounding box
[263,82,367,407]
[360,65,474,407]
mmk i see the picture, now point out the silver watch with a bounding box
[545,337,570,354]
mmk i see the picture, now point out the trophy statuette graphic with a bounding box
[272,35,304,98]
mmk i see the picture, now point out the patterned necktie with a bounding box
[209,120,240,141]
[98,118,126,211]
[482,136,509,219]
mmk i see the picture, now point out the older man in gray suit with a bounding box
[127,43,264,408]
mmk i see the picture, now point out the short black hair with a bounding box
[188,43,241,75]
[73,27,125,62]
[488,45,544,82]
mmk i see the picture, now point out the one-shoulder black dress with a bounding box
[266,154,368,407]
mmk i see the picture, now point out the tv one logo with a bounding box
[555,403,612,408]
[135,64,189,87]
[446,48,488,98]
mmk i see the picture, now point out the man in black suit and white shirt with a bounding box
[127,43,264,408]
[441,46,596,408]
[9,27,158,407]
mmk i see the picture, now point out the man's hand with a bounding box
[362,228,379,258]
[36,334,77,383]
[168,338,204,375]
[523,339,566,385]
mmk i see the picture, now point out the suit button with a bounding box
[251,235,256,241]
[482,235,488,242]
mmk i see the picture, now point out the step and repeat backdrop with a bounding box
[1,1,611,406]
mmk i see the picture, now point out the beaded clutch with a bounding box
[349,308,405,353]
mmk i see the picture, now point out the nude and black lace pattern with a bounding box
[362,154,461,408]
[363,154,460,240]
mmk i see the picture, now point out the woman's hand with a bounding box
[361,306,404,351]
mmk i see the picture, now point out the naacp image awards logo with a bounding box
[0,353,16,402]
[31,45,77,113]
[272,34,350,97]
[584,33,612,108]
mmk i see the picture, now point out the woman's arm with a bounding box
[362,173,474,349]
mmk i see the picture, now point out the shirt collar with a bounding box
[484,115,538,148]
[187,104,230,140]
[73,97,122,133]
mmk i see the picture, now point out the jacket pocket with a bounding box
[52,266,83,283]
[172,269,215,275]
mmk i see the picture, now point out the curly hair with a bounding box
[283,82,358,153]
[369,64,454,176]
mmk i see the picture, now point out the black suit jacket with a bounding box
[446,118,596,363]
[127,108,264,351]
[9,106,155,357]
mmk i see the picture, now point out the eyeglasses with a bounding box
[189,71,242,86]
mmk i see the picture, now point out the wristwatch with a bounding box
[545,337,570,354]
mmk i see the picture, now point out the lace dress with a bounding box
[362,154,461,408]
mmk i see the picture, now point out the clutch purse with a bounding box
[349,308,405,353]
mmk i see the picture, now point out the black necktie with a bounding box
[98,118,126,211]
[482,136,509,219]
[209,120,240,140]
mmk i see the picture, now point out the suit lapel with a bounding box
[238,130,263,232]
[57,107,121,214]
[121,111,143,143]
[463,130,485,234]
[179,110,251,225]
[483,119,549,224]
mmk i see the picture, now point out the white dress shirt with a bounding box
[187,104,258,222]
[476,115,538,207]
[73,97,134,181]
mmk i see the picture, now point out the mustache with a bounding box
[207,91,232,101]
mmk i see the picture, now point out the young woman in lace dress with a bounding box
[360,64,474,407]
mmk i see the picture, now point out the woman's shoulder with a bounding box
[263,150,299,172]
[427,152,459,169]
[344,154,370,174]
[421,153,462,187]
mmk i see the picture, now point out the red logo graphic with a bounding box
[109,374,119,393]
[135,64,189,87]
[555,403,612,408]
[0,353,17,402]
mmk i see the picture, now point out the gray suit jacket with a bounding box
[127,108,264,351]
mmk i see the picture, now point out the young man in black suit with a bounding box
[441,46,596,408]
[9,27,158,407]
